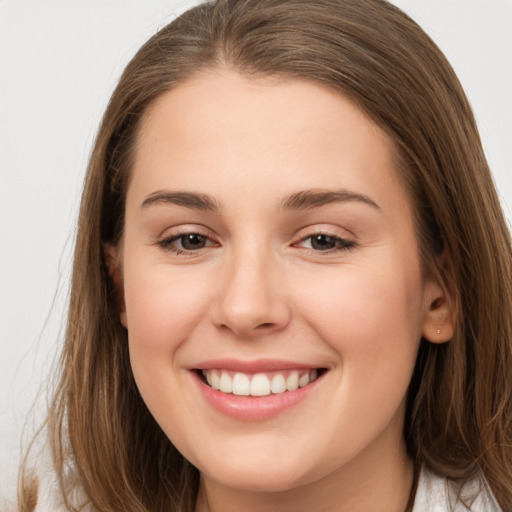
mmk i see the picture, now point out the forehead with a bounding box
[129,68,409,212]
[139,69,388,148]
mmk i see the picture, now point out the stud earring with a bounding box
[437,328,441,334]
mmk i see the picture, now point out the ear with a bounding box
[421,276,455,344]
[104,243,127,328]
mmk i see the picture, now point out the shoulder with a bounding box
[413,466,503,512]
[29,464,70,512]
[33,472,94,512]
[25,456,93,512]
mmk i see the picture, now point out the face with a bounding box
[114,69,446,496]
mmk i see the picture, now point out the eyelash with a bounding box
[156,231,356,256]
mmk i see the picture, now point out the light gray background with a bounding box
[1,0,511,505]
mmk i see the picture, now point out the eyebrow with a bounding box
[141,191,222,211]
[280,189,380,211]
[140,188,379,212]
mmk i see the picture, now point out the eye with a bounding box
[158,232,218,254]
[298,234,356,252]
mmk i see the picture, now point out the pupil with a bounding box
[311,235,336,250]
[182,234,206,250]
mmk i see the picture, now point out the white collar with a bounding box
[412,466,502,511]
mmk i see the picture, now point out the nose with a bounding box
[211,247,291,338]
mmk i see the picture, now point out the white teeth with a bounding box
[286,372,299,391]
[232,372,251,396]
[298,373,310,387]
[202,369,321,396]
[219,372,233,393]
[271,373,286,394]
[251,374,271,396]
[211,372,220,390]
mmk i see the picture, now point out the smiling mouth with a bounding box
[199,368,326,397]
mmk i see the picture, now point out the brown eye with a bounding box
[310,234,338,251]
[179,233,208,250]
[158,232,216,254]
[297,234,356,253]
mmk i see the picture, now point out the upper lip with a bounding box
[190,358,326,373]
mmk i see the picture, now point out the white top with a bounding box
[413,467,503,511]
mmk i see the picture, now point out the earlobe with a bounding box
[104,243,127,328]
[421,279,455,344]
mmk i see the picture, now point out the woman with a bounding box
[19,0,512,510]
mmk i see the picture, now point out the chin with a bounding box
[195,448,326,494]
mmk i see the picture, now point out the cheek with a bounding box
[292,257,425,378]
[123,262,216,441]
[123,260,213,376]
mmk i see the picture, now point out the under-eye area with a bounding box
[196,368,328,397]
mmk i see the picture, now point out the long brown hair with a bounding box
[20,1,512,510]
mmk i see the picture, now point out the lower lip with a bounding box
[192,371,323,421]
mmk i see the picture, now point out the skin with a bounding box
[110,69,454,512]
